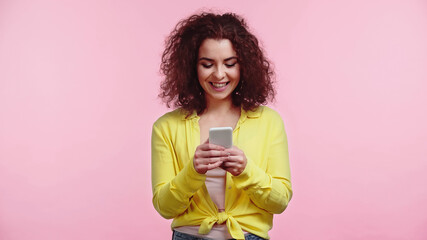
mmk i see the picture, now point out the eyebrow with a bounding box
[198,57,238,62]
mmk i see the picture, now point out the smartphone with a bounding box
[209,127,233,148]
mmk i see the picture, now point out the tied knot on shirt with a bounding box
[199,212,230,232]
[199,212,245,239]
[217,211,228,224]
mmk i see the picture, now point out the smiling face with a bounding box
[197,38,240,105]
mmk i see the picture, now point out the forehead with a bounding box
[198,39,237,58]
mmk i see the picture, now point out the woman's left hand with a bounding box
[221,146,247,176]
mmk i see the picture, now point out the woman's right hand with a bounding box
[193,139,227,174]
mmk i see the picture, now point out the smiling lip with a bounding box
[210,82,229,91]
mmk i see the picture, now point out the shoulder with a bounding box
[153,108,185,127]
[260,106,282,118]
[242,106,285,133]
[255,106,287,138]
[152,108,195,130]
[248,106,283,122]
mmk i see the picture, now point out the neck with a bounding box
[203,97,239,116]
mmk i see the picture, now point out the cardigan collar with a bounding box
[181,106,263,121]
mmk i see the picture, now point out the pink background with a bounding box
[1,0,427,239]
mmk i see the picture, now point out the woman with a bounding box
[152,12,292,240]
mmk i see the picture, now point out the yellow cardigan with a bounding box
[151,106,292,239]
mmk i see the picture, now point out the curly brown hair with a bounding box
[159,12,275,114]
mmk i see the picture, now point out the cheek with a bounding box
[197,67,209,80]
[230,69,240,81]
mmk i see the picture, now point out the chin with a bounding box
[210,93,233,101]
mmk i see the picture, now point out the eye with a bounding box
[201,63,213,69]
[225,62,237,68]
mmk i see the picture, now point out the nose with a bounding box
[213,66,225,80]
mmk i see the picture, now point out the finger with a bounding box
[224,148,241,156]
[222,161,240,168]
[221,155,242,163]
[194,161,209,174]
[222,167,241,176]
[195,157,224,166]
[198,143,225,151]
[207,160,223,170]
[207,157,224,164]
[196,150,227,158]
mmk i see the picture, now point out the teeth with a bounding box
[212,82,227,88]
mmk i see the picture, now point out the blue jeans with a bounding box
[172,230,266,240]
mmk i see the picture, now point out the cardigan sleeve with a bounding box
[151,122,206,219]
[232,111,293,214]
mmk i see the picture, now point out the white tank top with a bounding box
[174,168,233,239]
